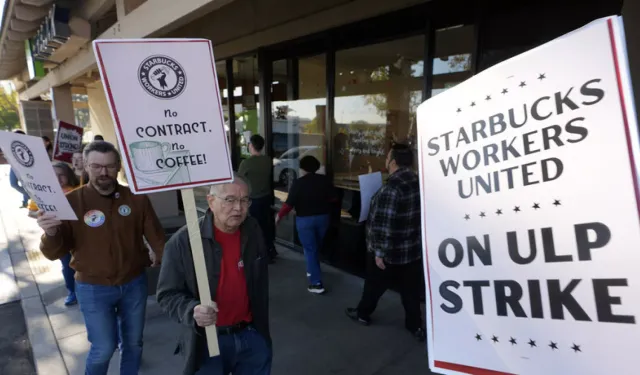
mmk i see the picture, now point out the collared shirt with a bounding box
[366,168,422,265]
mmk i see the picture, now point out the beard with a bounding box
[92,176,116,194]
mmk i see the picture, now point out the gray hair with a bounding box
[208,173,252,196]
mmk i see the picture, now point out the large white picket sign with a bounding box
[94,39,233,194]
[417,16,640,375]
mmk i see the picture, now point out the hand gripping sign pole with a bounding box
[181,189,219,356]
[93,38,236,357]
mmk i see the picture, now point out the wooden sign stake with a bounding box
[181,188,220,357]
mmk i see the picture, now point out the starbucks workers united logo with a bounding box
[11,140,34,167]
[138,55,187,100]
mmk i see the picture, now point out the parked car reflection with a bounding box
[273,145,325,186]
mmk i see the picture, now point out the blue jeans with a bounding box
[196,327,272,375]
[60,253,75,294]
[9,168,29,205]
[295,214,330,285]
[76,274,148,375]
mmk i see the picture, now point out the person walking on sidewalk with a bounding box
[276,155,335,294]
[345,143,426,342]
[157,175,272,375]
[52,162,81,306]
[8,130,30,208]
[36,141,166,375]
[238,134,278,262]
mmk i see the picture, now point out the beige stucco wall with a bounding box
[169,0,427,59]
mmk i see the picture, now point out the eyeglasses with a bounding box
[216,196,252,208]
[88,163,118,172]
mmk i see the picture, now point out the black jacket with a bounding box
[156,210,271,375]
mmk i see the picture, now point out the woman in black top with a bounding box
[276,155,335,294]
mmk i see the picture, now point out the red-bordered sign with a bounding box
[93,39,233,194]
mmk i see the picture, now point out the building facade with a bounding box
[0,0,633,275]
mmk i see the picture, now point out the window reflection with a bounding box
[272,55,327,244]
[431,25,474,96]
[233,55,261,167]
[332,35,424,200]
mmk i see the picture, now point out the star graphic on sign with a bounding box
[549,341,558,350]
[457,108,462,113]
[464,214,470,220]
[470,101,476,107]
[501,88,508,94]
[491,335,499,343]
[178,71,183,75]
[571,343,581,353]
[538,73,546,80]
[528,339,537,348]
[532,203,540,210]
[509,337,517,345]
[496,209,503,215]
[485,95,492,101]
[553,199,562,206]
[519,81,527,88]
[513,206,521,213]
[475,334,482,341]
[480,212,486,218]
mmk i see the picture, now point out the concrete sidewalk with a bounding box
[0,167,430,375]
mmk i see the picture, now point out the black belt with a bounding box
[217,321,251,336]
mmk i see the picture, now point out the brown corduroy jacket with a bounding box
[40,183,165,286]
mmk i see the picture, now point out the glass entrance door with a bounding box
[271,55,327,245]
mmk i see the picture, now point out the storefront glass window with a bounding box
[232,55,261,168]
[272,55,327,244]
[431,25,474,96]
[332,35,424,221]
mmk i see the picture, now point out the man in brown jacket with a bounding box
[37,141,165,375]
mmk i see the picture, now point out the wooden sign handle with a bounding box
[180,188,220,357]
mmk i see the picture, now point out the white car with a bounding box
[273,146,324,185]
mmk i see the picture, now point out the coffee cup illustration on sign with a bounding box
[129,140,192,188]
[130,141,170,172]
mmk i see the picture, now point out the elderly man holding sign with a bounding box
[157,175,272,375]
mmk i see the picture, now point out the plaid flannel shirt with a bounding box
[366,168,422,265]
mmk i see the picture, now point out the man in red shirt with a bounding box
[157,175,271,375]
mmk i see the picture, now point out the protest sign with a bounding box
[93,38,231,357]
[0,132,77,220]
[53,121,83,163]
[417,17,639,375]
[93,39,233,194]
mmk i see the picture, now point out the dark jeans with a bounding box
[295,214,330,285]
[357,255,423,331]
[60,253,75,294]
[76,274,148,375]
[250,195,275,255]
[196,326,272,375]
[9,168,29,205]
